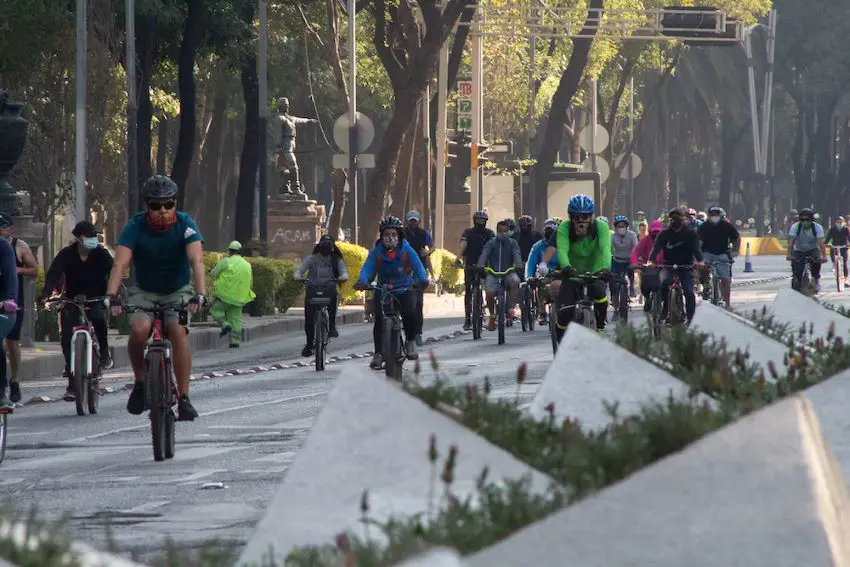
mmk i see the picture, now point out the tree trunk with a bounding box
[195,88,229,242]
[156,117,168,173]
[532,0,602,222]
[135,14,158,208]
[234,14,259,248]
[390,105,420,218]
[171,0,206,209]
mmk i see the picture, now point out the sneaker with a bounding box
[487,317,497,331]
[508,307,518,319]
[369,353,384,370]
[9,382,21,403]
[329,326,339,338]
[406,341,419,360]
[0,395,12,410]
[100,350,114,370]
[229,343,239,349]
[219,326,231,338]
[63,387,75,402]
[611,311,620,322]
[463,320,472,331]
[178,395,198,421]
[302,344,314,358]
[415,334,424,347]
[814,281,822,293]
[126,383,145,415]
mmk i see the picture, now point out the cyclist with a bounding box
[631,219,664,312]
[0,214,38,403]
[611,215,638,304]
[787,208,826,292]
[459,210,495,330]
[355,216,428,369]
[698,206,740,308]
[513,215,544,263]
[526,218,560,324]
[107,175,207,421]
[39,221,114,402]
[405,210,433,346]
[539,194,611,338]
[825,215,850,287]
[478,219,523,331]
[0,237,18,409]
[649,207,703,324]
[294,235,347,358]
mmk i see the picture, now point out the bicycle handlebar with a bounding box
[43,296,109,310]
[484,266,517,276]
[123,301,190,315]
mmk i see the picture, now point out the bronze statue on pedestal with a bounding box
[274,97,318,198]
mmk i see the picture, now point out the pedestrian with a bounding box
[293,235,348,358]
[0,236,18,408]
[404,210,433,346]
[209,241,256,349]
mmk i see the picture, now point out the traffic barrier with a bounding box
[744,243,754,272]
[738,236,786,256]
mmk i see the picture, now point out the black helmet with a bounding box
[518,215,533,230]
[143,174,179,200]
[379,215,404,237]
[473,210,488,224]
[799,208,815,219]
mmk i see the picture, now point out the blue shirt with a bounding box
[525,239,558,278]
[356,239,428,290]
[117,212,203,294]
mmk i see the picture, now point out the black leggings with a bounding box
[304,285,338,345]
[463,267,478,321]
[373,289,418,353]
[555,279,607,339]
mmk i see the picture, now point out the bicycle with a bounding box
[790,253,821,295]
[457,261,485,340]
[364,283,410,380]
[635,265,664,339]
[704,255,733,308]
[545,270,603,353]
[483,266,517,345]
[0,404,10,464]
[307,281,338,371]
[43,296,108,416]
[519,278,537,332]
[124,301,190,462]
[609,269,630,324]
[654,264,694,326]
[831,244,848,292]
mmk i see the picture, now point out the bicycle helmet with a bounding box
[696,211,707,221]
[473,209,489,224]
[799,208,815,220]
[567,194,595,215]
[543,218,558,232]
[708,206,723,216]
[686,208,697,216]
[505,218,516,232]
[142,174,179,200]
[0,215,12,229]
[379,215,404,237]
[518,215,534,230]
[551,217,564,226]
[613,215,629,226]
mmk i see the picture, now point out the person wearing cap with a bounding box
[39,221,113,402]
[0,214,37,403]
[209,241,255,349]
[293,235,348,357]
[405,211,433,346]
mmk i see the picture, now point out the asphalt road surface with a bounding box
[5,276,840,563]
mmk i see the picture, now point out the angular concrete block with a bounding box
[691,303,788,379]
[528,325,709,430]
[393,548,465,567]
[468,396,850,567]
[238,367,551,565]
[770,287,850,341]
[805,368,850,487]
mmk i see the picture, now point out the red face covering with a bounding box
[146,211,177,232]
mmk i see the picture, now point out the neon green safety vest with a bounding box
[211,255,256,306]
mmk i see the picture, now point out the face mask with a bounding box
[837,223,845,229]
[802,220,813,228]
[544,230,554,241]
[709,216,721,224]
[616,227,627,235]
[318,243,332,255]
[382,235,399,249]
[670,219,683,229]
[82,237,98,250]
[507,230,514,238]
[651,232,660,238]
[497,232,510,240]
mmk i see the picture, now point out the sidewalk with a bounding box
[15,293,465,383]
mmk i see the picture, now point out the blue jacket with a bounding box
[525,238,558,278]
[356,239,428,290]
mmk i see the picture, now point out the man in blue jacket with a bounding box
[525,218,560,324]
[355,216,428,369]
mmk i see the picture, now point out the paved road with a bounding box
[2,263,828,563]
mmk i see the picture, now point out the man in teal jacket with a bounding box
[210,241,256,348]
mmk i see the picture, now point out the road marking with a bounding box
[121,501,171,514]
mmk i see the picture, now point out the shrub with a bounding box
[337,241,370,304]
[430,249,464,294]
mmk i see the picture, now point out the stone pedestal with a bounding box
[266,194,326,264]
[444,203,471,256]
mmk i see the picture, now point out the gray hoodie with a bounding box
[294,253,348,286]
[611,229,638,262]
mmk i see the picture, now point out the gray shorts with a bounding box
[126,284,194,327]
[485,272,520,294]
[704,252,732,279]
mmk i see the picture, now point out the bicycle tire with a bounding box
[147,350,168,462]
[669,289,685,325]
[520,285,529,332]
[581,305,596,330]
[472,286,483,340]
[528,286,536,331]
[618,283,629,323]
[650,292,663,339]
[88,345,100,415]
[73,334,88,417]
[0,412,8,464]
[385,317,404,380]
[497,288,506,345]
[836,259,843,292]
[314,310,326,371]
[549,307,559,354]
[164,370,176,460]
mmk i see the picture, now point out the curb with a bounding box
[20,329,472,406]
[731,275,791,288]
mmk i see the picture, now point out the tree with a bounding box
[233,0,259,247]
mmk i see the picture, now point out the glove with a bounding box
[595,269,611,282]
[535,263,550,277]
[189,294,208,307]
[561,266,577,280]
[2,300,17,314]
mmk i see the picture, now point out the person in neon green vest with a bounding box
[210,241,256,348]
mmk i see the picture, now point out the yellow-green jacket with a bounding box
[211,255,256,306]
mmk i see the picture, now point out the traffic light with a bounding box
[471,142,489,170]
[660,6,738,45]
[447,139,459,162]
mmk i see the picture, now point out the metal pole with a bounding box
[628,76,634,220]
[348,0,358,245]
[470,12,481,214]
[75,0,87,223]
[435,41,448,249]
[126,0,137,219]
[423,86,431,229]
[527,0,537,216]
[590,79,597,173]
[759,9,777,175]
[744,31,762,176]
[258,0,268,243]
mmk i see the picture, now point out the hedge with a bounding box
[430,248,464,293]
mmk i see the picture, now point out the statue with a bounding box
[274,97,319,198]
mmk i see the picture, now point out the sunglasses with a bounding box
[148,200,176,211]
[571,214,592,221]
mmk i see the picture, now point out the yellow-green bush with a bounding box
[431,248,464,294]
[336,241,369,304]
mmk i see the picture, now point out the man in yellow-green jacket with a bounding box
[210,241,256,348]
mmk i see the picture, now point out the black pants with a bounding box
[413,286,424,336]
[60,306,109,376]
[463,267,479,322]
[831,247,849,277]
[304,285,338,345]
[660,268,696,322]
[792,250,822,286]
[556,278,607,339]
[373,289,418,353]
[640,267,662,312]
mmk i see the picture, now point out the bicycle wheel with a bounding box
[618,283,629,323]
[314,310,326,371]
[147,350,168,462]
[497,287,506,345]
[520,285,529,332]
[385,317,404,380]
[72,334,88,417]
[669,289,685,325]
[650,292,663,339]
[527,286,536,331]
[549,308,559,354]
[0,411,8,465]
[472,286,483,340]
[836,258,843,292]
[164,372,176,460]
[87,345,100,415]
[581,305,597,330]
